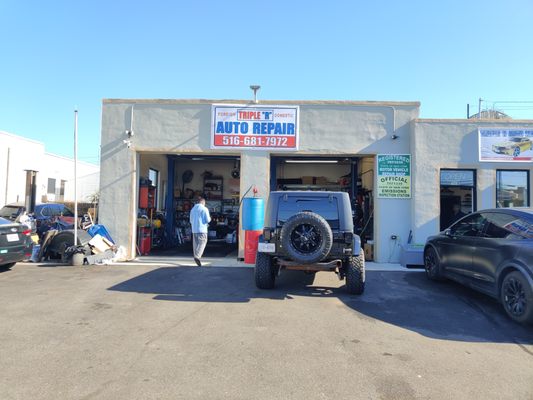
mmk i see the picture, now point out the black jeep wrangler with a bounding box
[255,191,365,294]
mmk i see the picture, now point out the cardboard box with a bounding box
[301,176,330,185]
[364,243,374,261]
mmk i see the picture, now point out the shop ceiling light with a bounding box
[285,160,338,164]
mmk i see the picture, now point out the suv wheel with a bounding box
[255,252,276,289]
[345,253,365,295]
[0,262,16,270]
[501,271,533,325]
[280,212,333,264]
[424,246,444,281]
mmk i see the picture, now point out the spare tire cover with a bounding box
[280,211,333,264]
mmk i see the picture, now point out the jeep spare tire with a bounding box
[281,211,333,264]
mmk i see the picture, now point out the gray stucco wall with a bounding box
[100,99,421,261]
[411,120,533,244]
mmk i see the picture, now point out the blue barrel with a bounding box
[242,198,265,231]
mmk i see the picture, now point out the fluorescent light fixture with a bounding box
[285,159,338,164]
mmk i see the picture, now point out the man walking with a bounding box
[189,196,211,266]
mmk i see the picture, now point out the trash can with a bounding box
[242,198,265,231]
[244,230,262,264]
[242,197,265,264]
[138,227,152,255]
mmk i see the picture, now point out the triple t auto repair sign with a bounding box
[211,104,299,150]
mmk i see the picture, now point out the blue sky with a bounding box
[1,0,532,165]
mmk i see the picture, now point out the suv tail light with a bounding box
[263,229,272,241]
[344,232,353,244]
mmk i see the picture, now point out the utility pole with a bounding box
[74,109,78,249]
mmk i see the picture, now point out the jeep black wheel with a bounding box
[280,212,333,264]
[255,252,276,289]
[501,271,533,325]
[345,253,365,295]
[424,246,444,281]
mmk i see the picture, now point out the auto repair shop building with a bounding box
[99,99,533,262]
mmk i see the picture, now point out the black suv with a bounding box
[255,191,365,294]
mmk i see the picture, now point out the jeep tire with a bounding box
[255,252,276,289]
[280,211,333,264]
[345,253,365,295]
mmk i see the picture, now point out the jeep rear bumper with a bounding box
[278,259,342,272]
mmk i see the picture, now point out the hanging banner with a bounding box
[479,128,533,162]
[211,104,299,150]
[377,154,411,199]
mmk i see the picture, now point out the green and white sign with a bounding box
[377,154,411,198]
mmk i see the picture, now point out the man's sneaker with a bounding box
[194,257,202,267]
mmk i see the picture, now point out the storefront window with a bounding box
[496,170,530,208]
[440,169,476,230]
[47,178,56,194]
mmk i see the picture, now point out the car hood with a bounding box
[494,141,518,147]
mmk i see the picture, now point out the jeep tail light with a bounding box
[344,232,353,244]
[263,229,272,241]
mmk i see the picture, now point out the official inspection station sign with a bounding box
[211,104,299,150]
[479,128,533,162]
[377,154,411,198]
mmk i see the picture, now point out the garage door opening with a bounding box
[270,156,375,258]
[137,154,241,257]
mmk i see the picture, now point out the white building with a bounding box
[98,99,533,261]
[0,131,100,207]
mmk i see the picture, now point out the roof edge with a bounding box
[0,130,44,146]
[44,152,100,168]
[102,98,421,107]
[415,118,533,124]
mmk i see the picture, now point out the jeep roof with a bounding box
[264,191,353,232]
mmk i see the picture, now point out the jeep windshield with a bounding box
[277,196,339,229]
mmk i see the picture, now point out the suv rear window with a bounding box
[278,196,339,229]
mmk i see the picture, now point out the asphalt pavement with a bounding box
[0,259,532,400]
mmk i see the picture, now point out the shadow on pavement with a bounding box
[108,266,533,345]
